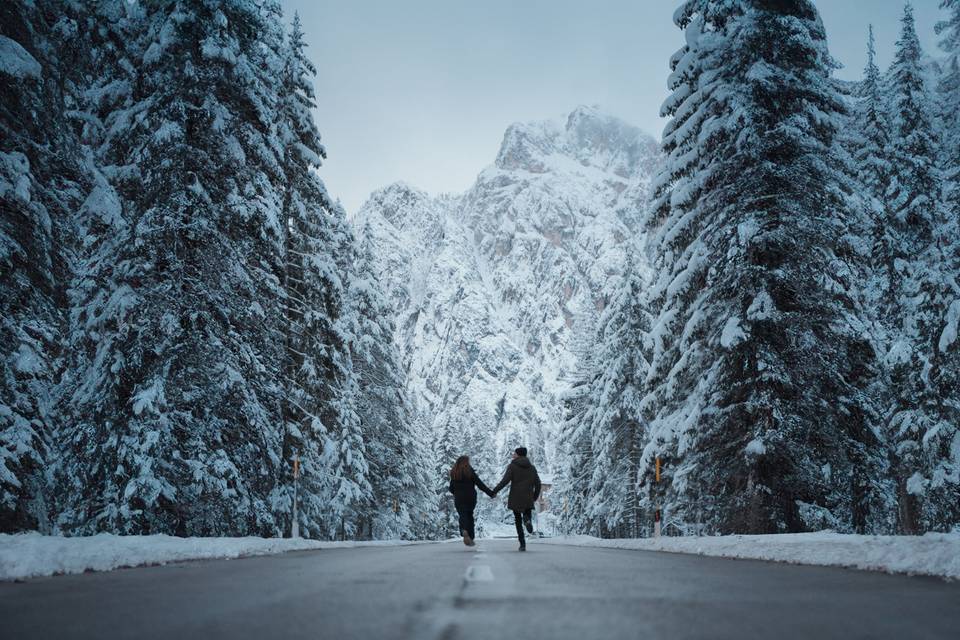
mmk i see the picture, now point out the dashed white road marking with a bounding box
[465,564,494,582]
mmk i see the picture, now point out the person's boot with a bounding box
[524,511,534,534]
[462,530,473,546]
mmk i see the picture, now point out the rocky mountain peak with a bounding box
[360,181,431,228]
[564,105,660,178]
[494,119,563,173]
[355,108,662,487]
[494,106,658,178]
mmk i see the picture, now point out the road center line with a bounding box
[465,564,494,582]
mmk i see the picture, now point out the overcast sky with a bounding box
[280,1,947,213]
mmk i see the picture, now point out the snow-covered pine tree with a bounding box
[322,351,373,540]
[886,4,941,244]
[350,220,435,539]
[328,208,377,540]
[938,0,960,68]
[556,384,594,535]
[555,307,600,535]
[52,0,161,533]
[274,14,374,539]
[641,0,740,534]
[433,414,461,535]
[273,10,331,538]
[939,55,960,232]
[57,0,291,536]
[922,0,960,532]
[646,0,886,534]
[585,255,650,537]
[937,1,960,240]
[847,29,896,445]
[0,0,88,533]
[855,27,894,214]
[883,4,957,533]
[940,0,960,52]
[832,26,900,535]
[408,411,443,539]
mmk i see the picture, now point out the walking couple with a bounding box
[448,447,542,551]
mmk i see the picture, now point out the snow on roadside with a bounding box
[542,532,960,580]
[0,532,430,581]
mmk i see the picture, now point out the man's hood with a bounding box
[512,456,532,469]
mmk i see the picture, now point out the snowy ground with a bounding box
[542,532,960,580]
[0,532,430,581]
[6,530,958,584]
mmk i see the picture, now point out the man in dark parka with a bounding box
[492,447,541,551]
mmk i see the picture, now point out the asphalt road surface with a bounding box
[2,538,958,640]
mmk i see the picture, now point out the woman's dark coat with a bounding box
[448,467,494,505]
[492,456,542,511]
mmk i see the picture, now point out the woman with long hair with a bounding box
[448,455,494,546]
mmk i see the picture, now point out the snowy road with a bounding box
[2,539,958,640]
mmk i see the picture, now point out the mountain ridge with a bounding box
[353,108,662,525]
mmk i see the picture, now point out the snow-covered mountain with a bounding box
[353,107,661,477]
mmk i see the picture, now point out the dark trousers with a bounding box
[455,500,476,540]
[513,508,533,544]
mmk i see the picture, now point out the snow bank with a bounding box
[0,532,428,581]
[543,532,960,580]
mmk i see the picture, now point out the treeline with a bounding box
[0,0,435,539]
[557,0,959,536]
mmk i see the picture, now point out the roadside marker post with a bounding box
[292,455,300,538]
